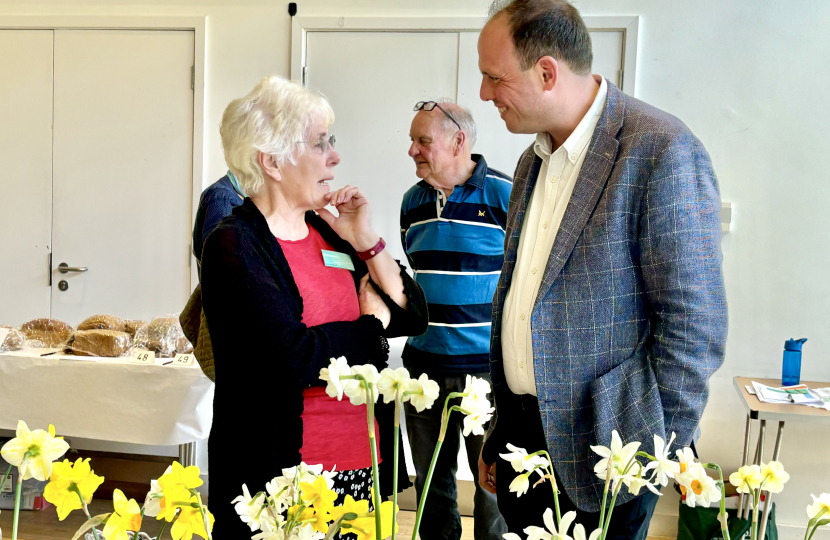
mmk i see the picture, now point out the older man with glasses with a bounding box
[400,100,510,540]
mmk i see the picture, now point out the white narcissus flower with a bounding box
[524,508,577,540]
[344,364,381,406]
[289,523,324,540]
[621,462,661,497]
[0,420,70,481]
[509,472,532,497]
[678,463,721,508]
[573,524,602,540]
[728,465,763,494]
[319,357,353,400]
[459,375,492,412]
[644,432,680,487]
[232,483,266,532]
[759,461,789,494]
[590,430,640,483]
[807,493,830,522]
[377,367,411,404]
[462,405,495,436]
[253,515,285,540]
[406,373,441,412]
[499,443,550,474]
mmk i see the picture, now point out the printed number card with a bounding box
[172,353,194,367]
[131,350,156,364]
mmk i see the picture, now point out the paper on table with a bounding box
[752,381,822,405]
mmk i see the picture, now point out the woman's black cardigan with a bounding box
[201,199,426,518]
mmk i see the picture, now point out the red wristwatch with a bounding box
[357,238,386,261]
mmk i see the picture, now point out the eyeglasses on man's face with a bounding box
[413,101,462,132]
[301,133,336,154]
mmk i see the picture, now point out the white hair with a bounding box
[220,76,335,196]
[436,99,478,149]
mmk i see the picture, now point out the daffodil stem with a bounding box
[601,485,621,540]
[704,464,730,540]
[72,486,103,540]
[413,439,442,540]
[12,474,22,540]
[751,489,761,540]
[391,398,401,540]
[195,490,212,540]
[366,383,382,540]
[598,467,612,538]
[529,450,560,527]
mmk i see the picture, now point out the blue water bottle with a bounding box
[782,338,807,386]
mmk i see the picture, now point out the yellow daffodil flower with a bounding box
[330,495,369,522]
[289,505,329,534]
[300,475,337,514]
[158,461,203,491]
[0,420,70,481]
[729,465,763,494]
[760,461,789,493]
[43,458,105,520]
[156,484,194,523]
[171,506,214,540]
[103,489,143,540]
[349,501,397,540]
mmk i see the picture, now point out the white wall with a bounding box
[2,0,829,537]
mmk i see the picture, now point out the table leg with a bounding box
[179,441,197,467]
[738,415,753,516]
[758,422,784,540]
[743,419,766,521]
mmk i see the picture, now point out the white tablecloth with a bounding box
[0,350,214,446]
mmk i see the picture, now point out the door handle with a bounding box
[58,263,88,274]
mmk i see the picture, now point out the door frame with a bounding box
[291,15,639,96]
[0,16,206,290]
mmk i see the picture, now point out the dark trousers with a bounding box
[493,394,659,540]
[404,369,507,540]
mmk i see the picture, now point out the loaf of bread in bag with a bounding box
[69,329,132,357]
[78,314,127,332]
[21,318,74,347]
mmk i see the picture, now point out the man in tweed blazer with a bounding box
[476,1,728,538]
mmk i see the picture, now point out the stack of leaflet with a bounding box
[750,381,830,411]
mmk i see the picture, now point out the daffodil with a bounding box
[406,373,440,412]
[158,461,203,491]
[289,523,323,540]
[500,443,549,474]
[232,484,266,532]
[459,375,491,412]
[573,524,602,540]
[644,433,680,487]
[0,420,70,481]
[524,508,577,540]
[348,500,396,540]
[674,446,697,496]
[807,493,830,522]
[590,430,640,483]
[509,471,532,497]
[621,462,661,497]
[377,367,411,404]
[103,489,143,540]
[330,494,369,522]
[320,357,354,400]
[759,461,789,493]
[344,364,381,405]
[729,465,763,494]
[462,405,495,436]
[678,463,721,508]
[43,457,105,520]
[253,516,285,540]
[155,483,193,523]
[171,506,214,540]
[299,475,337,515]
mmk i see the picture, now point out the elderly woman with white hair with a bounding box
[201,76,426,537]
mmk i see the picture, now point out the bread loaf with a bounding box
[78,314,127,332]
[21,318,74,347]
[69,330,132,357]
[134,316,186,357]
[124,320,146,338]
[0,326,25,352]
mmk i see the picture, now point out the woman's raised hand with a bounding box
[317,185,379,252]
[358,274,391,329]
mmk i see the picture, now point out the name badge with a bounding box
[322,250,355,271]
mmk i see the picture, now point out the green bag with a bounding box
[677,502,776,540]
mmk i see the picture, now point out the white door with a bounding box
[51,29,195,324]
[0,30,54,324]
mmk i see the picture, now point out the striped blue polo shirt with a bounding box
[400,154,512,373]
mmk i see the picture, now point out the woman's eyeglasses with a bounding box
[301,133,336,153]
[413,101,462,132]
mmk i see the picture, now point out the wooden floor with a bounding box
[0,502,474,540]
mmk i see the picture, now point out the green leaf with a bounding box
[71,513,110,540]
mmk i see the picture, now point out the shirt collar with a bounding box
[534,76,608,165]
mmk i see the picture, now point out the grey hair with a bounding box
[220,76,335,196]
[486,0,593,75]
[436,99,478,150]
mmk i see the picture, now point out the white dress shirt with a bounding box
[501,76,608,396]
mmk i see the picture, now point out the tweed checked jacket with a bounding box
[484,81,728,512]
